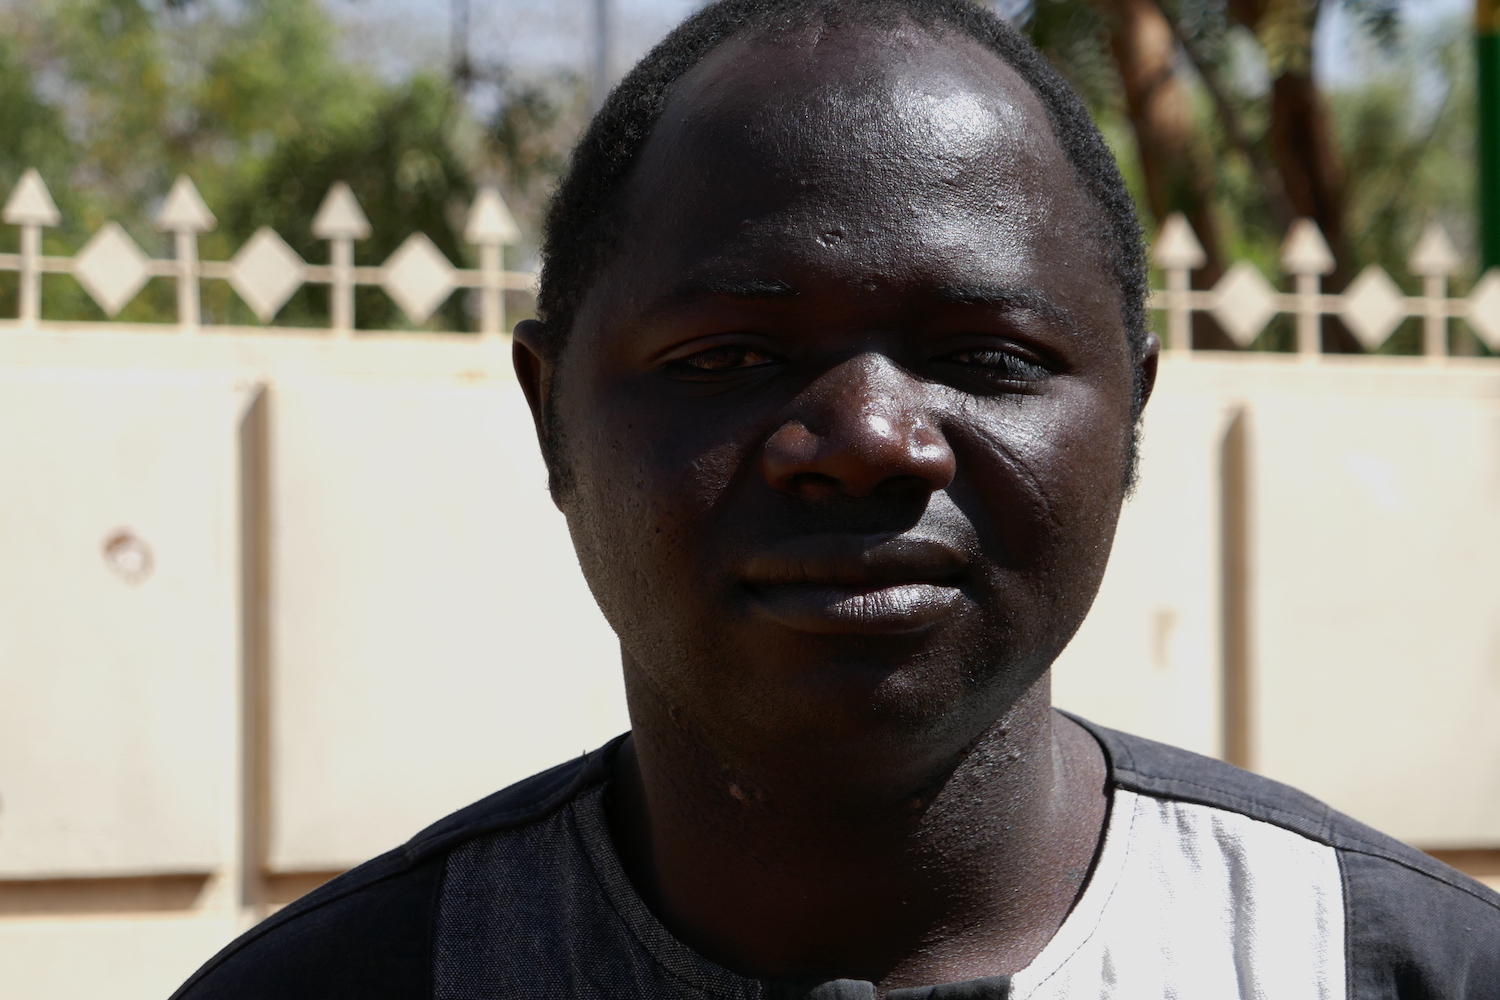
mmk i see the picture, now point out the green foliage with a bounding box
[1023,1,1476,353]
[1334,21,1478,353]
[488,77,575,192]
[0,40,73,200]
[0,0,1480,343]
[1028,0,1117,115]
[475,70,590,280]
[0,36,77,316]
[1336,27,1475,283]
[215,75,475,330]
[0,0,485,328]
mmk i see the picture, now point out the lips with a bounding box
[740,535,969,634]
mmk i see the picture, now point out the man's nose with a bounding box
[760,354,956,499]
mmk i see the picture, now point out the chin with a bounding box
[731,629,1037,743]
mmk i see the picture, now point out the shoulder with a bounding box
[170,737,624,1000]
[1071,714,1500,997]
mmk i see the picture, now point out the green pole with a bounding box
[1481,0,1500,269]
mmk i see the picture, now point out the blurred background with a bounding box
[2,1,1499,997]
[0,0,1482,331]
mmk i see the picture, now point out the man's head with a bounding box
[530,0,1151,451]
[512,0,1158,788]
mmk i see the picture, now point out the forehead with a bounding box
[576,19,1113,331]
[646,20,1062,198]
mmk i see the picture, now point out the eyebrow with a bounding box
[928,283,1072,323]
[644,275,801,316]
[640,276,1074,326]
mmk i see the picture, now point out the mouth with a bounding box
[740,535,969,635]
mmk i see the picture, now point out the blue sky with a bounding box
[1318,0,1470,87]
[325,0,702,82]
[326,0,1474,88]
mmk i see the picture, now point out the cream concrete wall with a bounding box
[3,328,1500,998]
[1053,356,1500,848]
[266,376,624,871]
[0,914,240,1000]
[1249,388,1500,846]
[1052,392,1238,757]
[0,327,631,999]
[0,369,248,878]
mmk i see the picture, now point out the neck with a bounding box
[606,667,1108,989]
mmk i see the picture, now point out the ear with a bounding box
[512,319,550,432]
[1136,332,1161,412]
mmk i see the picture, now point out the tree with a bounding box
[0,36,78,319]
[1091,0,1228,286]
[0,0,482,328]
[1021,0,1460,351]
[217,75,475,331]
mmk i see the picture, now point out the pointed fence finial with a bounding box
[465,188,521,246]
[313,182,371,240]
[1281,220,1335,358]
[314,183,371,336]
[1409,222,1461,277]
[5,169,61,325]
[1153,214,1204,352]
[1153,213,1206,271]
[3,169,62,227]
[155,176,216,233]
[467,187,520,338]
[1281,219,1336,275]
[1409,221,1461,358]
[153,176,214,332]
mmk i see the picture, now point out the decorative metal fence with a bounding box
[0,169,531,337]
[4,167,1500,357]
[1152,213,1500,358]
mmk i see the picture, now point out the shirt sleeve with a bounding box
[1341,848,1500,999]
[170,853,446,1000]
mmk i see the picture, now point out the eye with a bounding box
[668,345,779,375]
[681,345,776,370]
[940,346,1052,384]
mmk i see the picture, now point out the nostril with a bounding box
[877,473,946,500]
[784,471,844,500]
[762,421,821,492]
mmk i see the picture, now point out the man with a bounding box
[175,1,1500,997]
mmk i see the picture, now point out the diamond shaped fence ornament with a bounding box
[1466,269,1500,350]
[382,233,455,324]
[229,227,307,322]
[1340,266,1408,350]
[1210,262,1280,347]
[74,222,152,316]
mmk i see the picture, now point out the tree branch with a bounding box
[1152,0,1297,231]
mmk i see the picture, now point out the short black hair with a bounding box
[534,0,1150,478]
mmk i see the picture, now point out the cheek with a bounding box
[685,440,746,516]
[952,385,1130,585]
[569,397,750,525]
[555,378,754,631]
